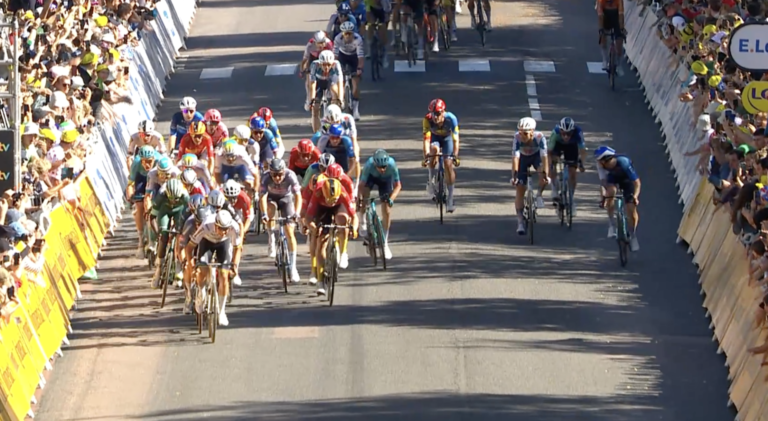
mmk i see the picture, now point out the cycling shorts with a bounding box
[606,175,636,204]
[197,237,233,268]
[338,53,360,76]
[132,173,148,202]
[364,177,394,197]
[550,142,580,166]
[367,6,390,23]
[601,10,625,40]
[403,0,427,19]
[430,134,454,156]
[517,154,542,185]
[268,194,297,218]
[314,204,344,229]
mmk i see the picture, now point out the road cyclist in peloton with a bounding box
[302,153,337,190]
[307,50,345,133]
[334,21,365,120]
[468,0,491,31]
[178,121,215,175]
[214,139,260,191]
[203,109,229,148]
[327,2,360,39]
[146,155,181,201]
[181,168,207,199]
[313,104,359,159]
[126,145,163,258]
[260,158,303,283]
[594,146,641,251]
[596,0,625,75]
[149,179,190,289]
[185,208,242,327]
[317,123,360,196]
[179,204,214,314]
[398,0,428,59]
[255,107,285,158]
[249,116,280,169]
[222,179,252,287]
[548,117,586,214]
[289,139,322,182]
[364,0,392,65]
[358,149,401,260]
[511,117,550,236]
[301,31,334,79]
[230,124,260,167]
[169,97,205,152]
[178,153,215,193]
[422,98,460,213]
[127,120,166,168]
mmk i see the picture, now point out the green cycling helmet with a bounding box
[138,145,155,159]
[372,149,389,167]
[165,178,186,201]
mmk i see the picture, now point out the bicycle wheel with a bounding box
[160,238,174,308]
[567,184,574,229]
[408,23,417,66]
[477,6,486,46]
[557,175,565,226]
[255,206,262,235]
[328,243,338,307]
[439,8,450,50]
[616,199,629,267]
[527,191,535,245]
[609,44,616,90]
[367,211,378,267]
[280,236,289,293]
[375,215,387,271]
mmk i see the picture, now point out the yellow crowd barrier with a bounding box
[0,171,110,421]
[679,179,768,421]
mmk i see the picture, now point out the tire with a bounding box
[437,170,444,224]
[375,216,387,271]
[616,199,629,267]
[527,192,535,245]
[280,237,289,293]
[328,245,337,307]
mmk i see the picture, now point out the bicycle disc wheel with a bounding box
[567,186,574,229]
[375,217,387,271]
[527,195,535,245]
[438,171,445,224]
[160,254,170,308]
[328,246,338,307]
[281,238,289,293]
[609,48,615,90]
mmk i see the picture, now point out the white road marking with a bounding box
[525,74,537,97]
[199,67,234,79]
[394,60,426,72]
[523,60,556,73]
[525,74,543,121]
[587,62,606,74]
[458,59,491,72]
[265,64,298,76]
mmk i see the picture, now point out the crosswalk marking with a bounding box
[265,64,298,76]
[458,59,491,72]
[587,62,605,74]
[524,60,556,73]
[199,67,234,79]
[394,60,426,72]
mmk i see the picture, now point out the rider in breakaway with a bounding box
[548,117,586,215]
[307,50,345,133]
[511,117,550,236]
[333,21,365,120]
[422,98,460,213]
[594,146,641,251]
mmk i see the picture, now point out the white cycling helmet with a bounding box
[313,30,327,43]
[319,50,335,64]
[340,21,355,33]
[181,168,197,185]
[233,124,251,141]
[558,117,575,132]
[138,120,154,133]
[318,153,335,168]
[215,209,234,229]
[325,104,343,123]
[207,189,226,208]
[518,117,536,131]
[179,97,197,109]
[223,179,241,198]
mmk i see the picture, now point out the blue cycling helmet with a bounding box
[329,123,344,137]
[372,149,389,167]
[157,156,172,171]
[249,116,266,131]
[188,193,205,210]
[594,146,615,161]
[337,1,351,15]
[138,145,155,159]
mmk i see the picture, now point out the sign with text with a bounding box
[0,130,14,192]
[729,23,768,71]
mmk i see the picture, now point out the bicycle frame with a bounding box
[364,197,387,270]
[160,226,180,309]
[426,152,449,224]
[523,166,538,245]
[272,216,293,293]
[615,189,630,267]
[321,224,347,306]
[195,260,224,343]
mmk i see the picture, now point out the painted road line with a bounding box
[458,59,491,72]
[265,64,298,76]
[525,75,542,121]
[394,60,426,72]
[199,67,234,80]
[525,74,537,97]
[272,327,320,338]
[587,62,605,74]
[523,60,556,73]
[528,98,542,121]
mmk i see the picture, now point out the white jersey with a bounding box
[309,60,343,83]
[128,131,166,155]
[178,160,214,192]
[333,32,364,57]
[147,166,182,193]
[322,113,358,139]
[191,219,242,246]
[512,131,547,158]
[215,145,259,176]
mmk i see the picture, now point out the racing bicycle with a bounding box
[615,187,630,267]
[369,21,384,81]
[604,28,620,90]
[272,215,294,293]
[159,226,180,309]
[321,223,347,306]
[522,166,539,245]
[437,1,451,51]
[342,66,354,116]
[363,197,387,270]
[196,259,225,343]
[473,0,488,46]
[553,160,578,230]
[425,152,455,224]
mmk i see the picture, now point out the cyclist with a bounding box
[215,139,260,190]
[317,124,359,194]
[186,209,242,327]
[255,107,284,158]
[364,0,391,66]
[334,21,365,120]
[594,146,641,251]
[289,139,321,180]
[178,153,215,193]
[468,0,491,31]
[179,205,214,314]
[314,105,359,158]
[358,149,401,260]
[149,179,189,289]
[260,159,302,282]
[207,189,242,231]
[399,0,428,59]
[307,50,345,133]
[126,145,161,258]
[169,97,204,151]
[250,116,279,169]
[172,194,206,287]
[222,180,252,286]
[204,109,229,148]
[178,121,215,174]
[422,98,460,213]
[231,124,260,166]
[181,168,207,197]
[301,30,334,77]
[146,156,181,202]
[303,177,358,295]
[597,0,625,73]
[302,153,336,189]
[511,117,549,236]
[327,2,360,39]
[548,117,586,215]
[127,120,166,168]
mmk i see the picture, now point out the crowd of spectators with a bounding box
[0,0,157,318]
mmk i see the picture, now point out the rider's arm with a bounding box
[422,117,432,159]
[269,119,282,144]
[538,135,549,177]
[390,163,402,201]
[327,14,337,35]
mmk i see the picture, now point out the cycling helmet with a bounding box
[337,1,352,15]
[223,180,241,198]
[138,120,154,133]
[157,156,172,171]
[318,153,335,169]
[204,109,222,123]
[325,104,343,123]
[233,125,251,141]
[257,107,273,123]
[429,99,446,113]
[138,145,155,159]
[322,178,343,203]
[189,194,205,210]
[179,97,197,109]
[181,168,198,185]
[558,117,575,132]
[249,116,266,131]
[372,148,389,167]
[313,30,327,43]
[195,205,213,223]
[594,146,616,161]
[340,21,355,33]
[326,163,344,179]
[298,139,314,154]
[165,178,185,201]
[319,50,335,64]
[215,209,234,229]
[223,140,238,157]
[190,121,206,135]
[207,189,226,208]
[518,117,536,131]
[329,123,344,137]
[180,153,198,167]
[269,158,286,173]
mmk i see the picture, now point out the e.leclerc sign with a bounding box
[729,23,768,72]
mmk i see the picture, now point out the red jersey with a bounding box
[337,174,354,198]
[178,133,214,160]
[289,147,321,171]
[231,190,252,221]
[188,181,206,197]
[306,179,355,219]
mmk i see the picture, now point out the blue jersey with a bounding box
[513,131,547,157]
[550,126,585,148]
[352,1,366,24]
[267,118,282,144]
[170,111,204,138]
[317,135,355,173]
[360,156,400,184]
[128,151,164,182]
[605,155,639,182]
[310,130,323,146]
[255,129,279,154]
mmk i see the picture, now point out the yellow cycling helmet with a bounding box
[321,178,342,203]
[190,120,206,136]
[223,140,238,156]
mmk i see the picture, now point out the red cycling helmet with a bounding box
[429,99,446,113]
[204,109,222,123]
[326,163,344,179]
[297,138,314,154]
[258,107,273,123]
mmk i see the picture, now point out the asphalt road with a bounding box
[35,0,733,420]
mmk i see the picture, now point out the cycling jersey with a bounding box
[147,166,182,197]
[206,122,229,147]
[180,214,199,247]
[333,32,365,57]
[186,180,207,197]
[191,219,242,246]
[215,144,259,177]
[178,160,214,192]
[360,156,401,185]
[170,111,205,141]
[253,130,279,163]
[301,162,323,189]
[288,147,321,173]
[317,135,356,172]
[316,113,357,141]
[303,38,334,60]
[305,181,355,219]
[266,118,283,145]
[261,169,301,198]
[309,60,344,83]
[326,14,359,38]
[128,131,166,156]
[512,131,548,158]
[597,155,639,183]
[128,151,164,182]
[422,112,459,141]
[548,126,585,149]
[179,133,215,161]
[229,190,252,222]
[597,0,622,11]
